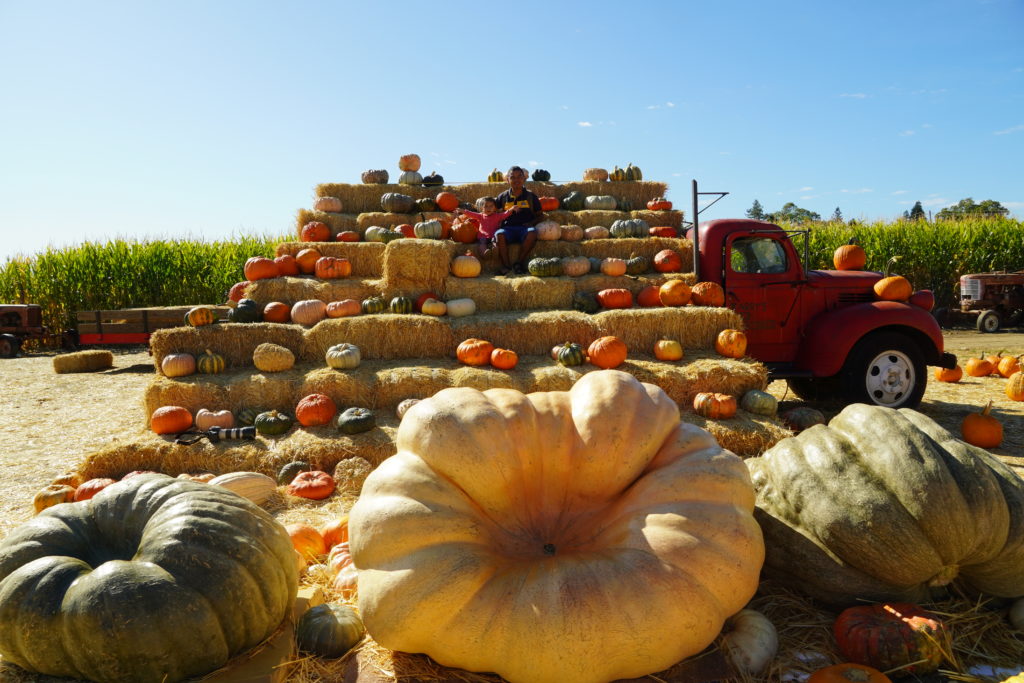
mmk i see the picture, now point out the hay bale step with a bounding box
[294,210,359,239]
[244,276,384,307]
[275,242,384,277]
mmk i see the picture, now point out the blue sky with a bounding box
[1,0,1022,259]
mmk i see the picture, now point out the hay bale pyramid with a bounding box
[77,164,792,481]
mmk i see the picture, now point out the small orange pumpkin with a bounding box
[693,392,737,419]
[539,196,560,211]
[228,281,249,302]
[653,249,682,273]
[636,285,663,308]
[873,257,912,301]
[274,254,300,276]
[457,338,494,366]
[286,470,337,500]
[315,256,352,279]
[328,542,358,594]
[286,523,328,561]
[960,400,1002,448]
[659,280,692,307]
[997,354,1021,378]
[691,281,725,307]
[490,348,519,370]
[320,515,349,550]
[600,258,627,277]
[807,664,892,683]
[833,239,866,271]
[295,393,337,427]
[435,191,460,212]
[654,339,684,361]
[301,221,331,242]
[648,226,678,238]
[336,231,360,242]
[587,336,628,369]
[596,288,633,309]
[34,484,77,513]
[715,329,748,359]
[263,301,291,323]
[964,357,994,377]
[646,197,672,211]
[295,248,322,274]
[74,478,117,502]
[1006,371,1024,402]
[326,299,362,318]
[243,257,280,281]
[933,365,963,383]
[151,406,192,434]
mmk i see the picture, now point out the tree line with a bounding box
[744,197,1011,224]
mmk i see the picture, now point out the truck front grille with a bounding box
[838,292,874,304]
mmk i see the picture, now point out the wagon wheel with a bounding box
[0,334,19,359]
[976,310,1001,333]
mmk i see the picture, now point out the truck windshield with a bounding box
[730,237,788,274]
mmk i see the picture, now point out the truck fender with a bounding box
[796,301,948,377]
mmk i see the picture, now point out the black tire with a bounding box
[0,334,18,359]
[977,309,1001,333]
[841,332,926,408]
[932,307,951,329]
[1005,309,1023,328]
[786,376,840,402]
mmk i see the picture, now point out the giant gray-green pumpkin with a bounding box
[747,404,1024,607]
[584,195,617,210]
[0,474,298,683]
[380,193,416,213]
[610,218,649,238]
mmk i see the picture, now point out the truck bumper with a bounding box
[935,352,958,370]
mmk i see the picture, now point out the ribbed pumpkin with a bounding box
[380,193,416,213]
[184,306,218,327]
[228,281,249,302]
[197,349,225,374]
[398,171,423,186]
[587,335,627,368]
[538,196,559,211]
[659,280,692,306]
[1007,371,1024,401]
[693,392,737,419]
[326,299,361,318]
[209,471,278,506]
[414,217,443,239]
[833,603,946,675]
[833,239,867,271]
[296,603,365,658]
[263,301,291,323]
[315,256,351,279]
[313,196,342,213]
[559,224,584,242]
[653,249,683,273]
[531,168,551,181]
[691,281,726,307]
[457,338,494,366]
[286,523,327,562]
[0,474,298,683]
[873,257,913,302]
[560,256,590,277]
[361,169,389,184]
[337,407,376,435]
[194,409,234,430]
[287,471,336,500]
[450,215,479,243]
[244,256,280,281]
[237,407,262,426]
[715,329,748,358]
[295,394,337,427]
[740,389,778,416]
[161,353,196,378]
[301,221,331,243]
[434,191,459,212]
[554,342,586,367]
[253,343,295,372]
[584,195,617,210]
[964,356,994,377]
[997,355,1021,378]
[780,406,827,432]
[637,285,663,308]
[326,343,361,370]
[389,296,413,314]
[596,288,633,310]
[73,478,116,502]
[535,220,561,241]
[254,410,293,436]
[933,365,963,383]
[451,251,481,278]
[487,168,504,183]
[348,372,763,683]
[528,257,562,277]
[361,296,387,314]
[290,299,327,326]
[748,403,1024,607]
[600,257,627,277]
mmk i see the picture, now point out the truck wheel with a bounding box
[786,376,840,401]
[841,332,926,408]
[0,334,18,359]
[977,310,1001,333]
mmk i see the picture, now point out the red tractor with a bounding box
[933,271,1024,332]
[0,304,75,358]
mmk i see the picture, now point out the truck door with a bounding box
[723,234,803,362]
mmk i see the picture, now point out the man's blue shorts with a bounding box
[494,225,536,245]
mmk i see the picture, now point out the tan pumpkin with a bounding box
[560,224,584,242]
[1008,371,1024,402]
[451,252,482,278]
[314,196,343,213]
[582,167,609,181]
[398,153,421,172]
[584,226,610,240]
[208,471,278,506]
[600,258,627,277]
[420,298,447,316]
[561,256,590,277]
[348,371,763,683]
[535,220,561,241]
[253,343,295,372]
[326,299,361,318]
[194,409,235,430]
[290,299,327,326]
[160,353,196,378]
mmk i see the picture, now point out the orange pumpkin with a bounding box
[286,523,327,561]
[539,196,559,211]
[244,257,280,281]
[691,281,725,307]
[320,515,349,550]
[326,299,361,318]
[715,329,748,359]
[328,542,358,594]
[807,664,892,683]
[873,257,912,301]
[933,365,963,383]
[596,288,633,309]
[457,338,494,366]
[295,248,322,274]
[151,406,192,434]
[648,226,678,238]
[396,223,416,238]
[301,221,331,242]
[435,191,460,212]
[654,339,684,361]
[646,197,673,211]
[263,301,291,323]
[287,470,337,500]
[452,252,482,278]
[985,353,1003,374]
[490,348,519,370]
[228,281,249,302]
[653,249,682,273]
[636,285,663,308]
[451,215,480,243]
[274,254,300,276]
[960,400,1002,448]
[415,292,441,312]
[659,280,692,307]
[997,354,1020,378]
[73,478,117,502]
[833,240,866,271]
[1006,371,1024,402]
[295,393,337,427]
[693,392,737,419]
[399,153,421,172]
[964,357,994,377]
[314,256,352,279]
[336,231,360,242]
[600,258,627,277]
[587,336,628,369]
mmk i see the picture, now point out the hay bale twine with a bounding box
[53,350,114,374]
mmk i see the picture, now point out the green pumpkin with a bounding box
[740,390,778,416]
[381,230,404,243]
[361,297,386,314]
[588,257,604,273]
[610,218,649,238]
[555,342,586,367]
[237,407,264,426]
[336,407,376,435]
[415,197,439,213]
[363,226,389,243]
[380,193,416,213]
[0,474,298,682]
[277,461,310,485]
[625,254,649,275]
[531,169,551,182]
[295,603,365,658]
[561,191,586,211]
[197,349,226,374]
[487,168,505,183]
[228,298,263,323]
[528,257,563,277]
[413,218,443,239]
[610,165,627,182]
[389,296,413,314]
[572,292,600,314]
[781,407,827,432]
[421,171,444,187]
[254,410,293,436]
[625,162,642,181]
[584,195,617,211]
[618,197,634,212]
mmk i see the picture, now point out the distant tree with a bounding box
[766,202,821,224]
[746,199,765,220]
[908,201,926,221]
[902,210,910,220]
[936,197,1009,220]
[830,207,843,222]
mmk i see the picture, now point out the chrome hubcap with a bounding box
[866,350,915,406]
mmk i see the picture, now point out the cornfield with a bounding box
[2,219,1021,343]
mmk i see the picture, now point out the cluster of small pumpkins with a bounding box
[576,279,725,314]
[456,338,519,370]
[832,243,934,308]
[359,154,445,187]
[932,351,1023,449]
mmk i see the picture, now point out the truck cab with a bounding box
[688,219,956,408]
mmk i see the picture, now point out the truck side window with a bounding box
[730,237,787,274]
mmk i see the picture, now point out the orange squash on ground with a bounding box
[961,400,1002,448]
[1007,371,1024,402]
[457,339,494,366]
[286,523,328,561]
[933,365,963,383]
[295,393,337,427]
[588,336,627,369]
[964,357,994,377]
[287,470,336,500]
[997,354,1020,378]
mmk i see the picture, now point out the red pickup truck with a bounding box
[687,218,956,408]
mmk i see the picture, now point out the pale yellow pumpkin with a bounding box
[253,343,295,372]
[350,371,764,683]
[194,409,235,430]
[208,472,277,506]
[719,609,779,675]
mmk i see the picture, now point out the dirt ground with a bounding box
[0,330,1021,541]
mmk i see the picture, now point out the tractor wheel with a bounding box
[0,334,20,359]
[977,309,1001,333]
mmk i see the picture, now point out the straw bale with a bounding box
[443,276,512,312]
[579,237,694,269]
[448,364,525,393]
[295,209,358,239]
[506,276,577,311]
[302,315,456,361]
[149,323,307,371]
[594,307,745,351]
[613,354,767,407]
[356,211,450,231]
[299,365,379,409]
[370,360,455,409]
[632,209,683,228]
[52,349,114,374]
[245,276,383,306]
[450,310,599,356]
[681,410,791,457]
[381,238,453,296]
[557,181,668,207]
[572,210,628,228]
[275,242,385,277]
[316,183,439,214]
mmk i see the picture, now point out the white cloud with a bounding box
[839,93,868,99]
[899,130,916,136]
[995,124,1024,135]
[647,105,660,110]
[892,190,908,195]
[1004,201,1024,209]
[921,197,949,207]
[578,121,592,127]
[559,105,569,110]
[799,186,814,192]
[841,188,873,194]
[666,102,676,108]
[528,161,539,167]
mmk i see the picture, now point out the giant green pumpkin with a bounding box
[0,474,298,683]
[747,404,1024,607]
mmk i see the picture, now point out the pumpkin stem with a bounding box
[981,399,993,417]
[883,256,900,277]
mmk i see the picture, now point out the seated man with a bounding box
[493,166,545,275]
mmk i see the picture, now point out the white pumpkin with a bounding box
[208,472,277,506]
[161,353,196,378]
[364,226,389,243]
[326,343,361,370]
[584,226,610,240]
[445,298,476,318]
[194,409,234,430]
[535,220,561,241]
[719,609,778,676]
[584,195,618,210]
[398,171,423,186]
[313,196,343,213]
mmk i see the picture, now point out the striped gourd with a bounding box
[184,306,218,327]
[528,258,562,277]
[361,297,386,314]
[389,296,413,314]
[237,407,262,426]
[555,342,586,367]
[208,471,277,506]
[197,349,226,374]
